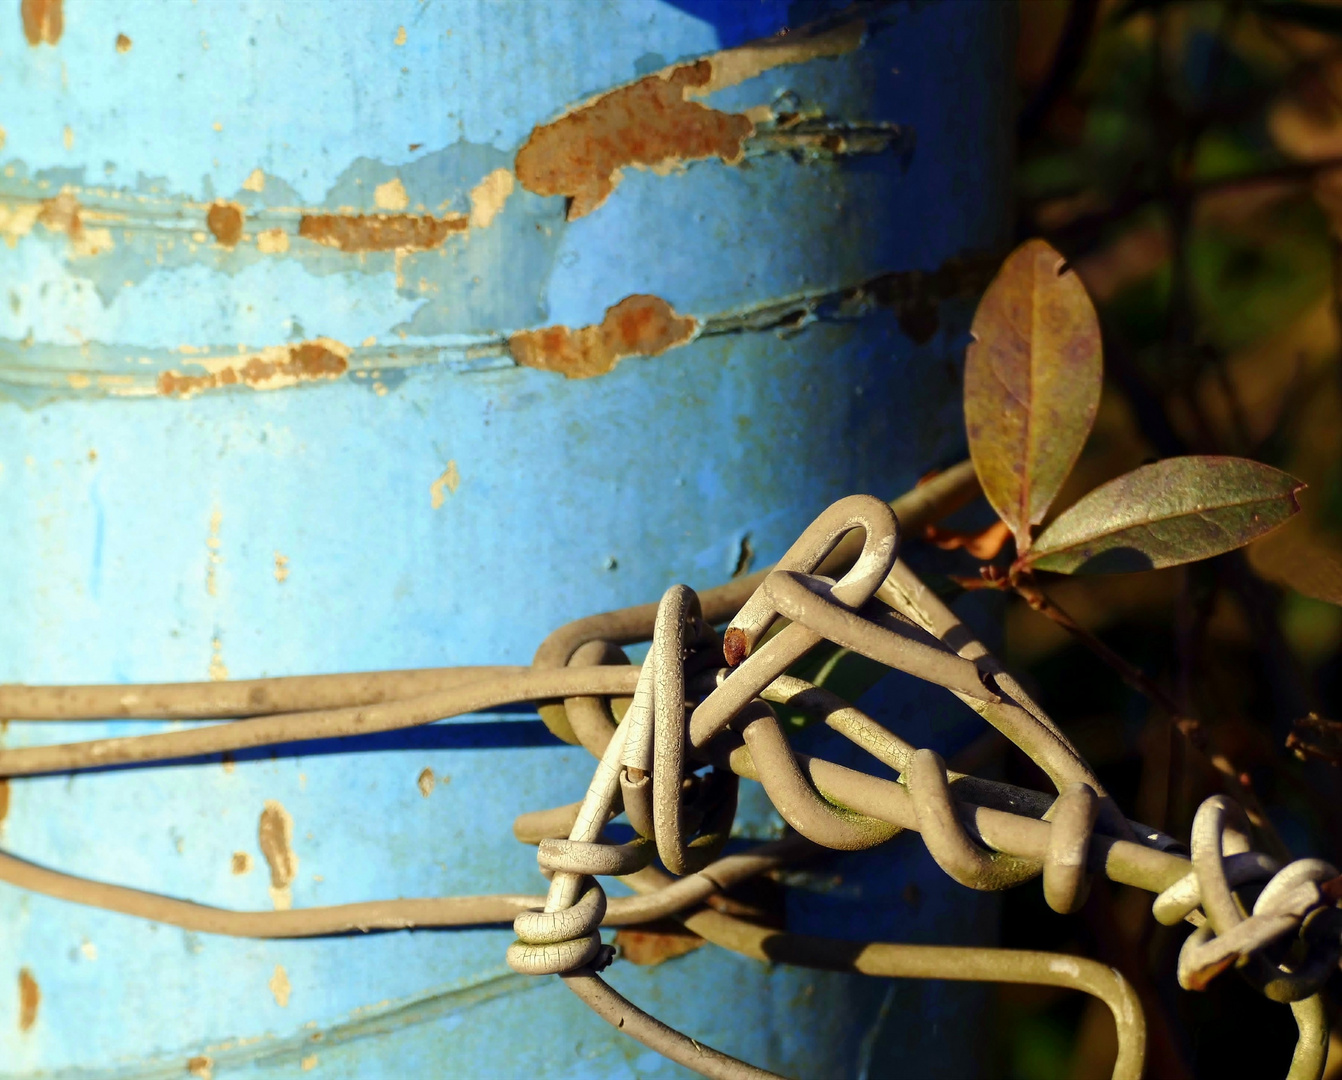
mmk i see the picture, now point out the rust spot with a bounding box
[0,779,9,827]
[186,1056,213,1080]
[115,32,131,53]
[297,211,466,253]
[157,340,349,398]
[17,968,38,1033]
[258,799,299,910]
[417,767,435,798]
[206,201,244,247]
[21,0,61,46]
[515,61,753,220]
[230,851,253,875]
[509,294,697,379]
[37,191,79,234]
[33,191,114,257]
[614,927,706,967]
[723,627,747,667]
[1186,952,1238,991]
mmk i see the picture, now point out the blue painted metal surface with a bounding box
[0,1,1013,1075]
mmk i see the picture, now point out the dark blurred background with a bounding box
[990,1,1342,1075]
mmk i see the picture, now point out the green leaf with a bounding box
[1022,456,1303,574]
[965,239,1103,552]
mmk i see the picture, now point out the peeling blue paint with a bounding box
[0,2,1013,1077]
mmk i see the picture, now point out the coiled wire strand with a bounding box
[0,472,1335,1079]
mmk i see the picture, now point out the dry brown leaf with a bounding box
[965,239,1103,552]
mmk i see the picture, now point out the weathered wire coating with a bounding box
[879,558,1131,839]
[0,666,530,720]
[762,569,995,700]
[1043,783,1099,915]
[906,748,1040,891]
[623,867,1145,1080]
[0,667,642,776]
[561,969,784,1080]
[0,477,1336,1080]
[0,833,810,937]
[651,585,709,874]
[538,836,654,877]
[1173,796,1342,1002]
[1288,995,1329,1080]
[737,700,898,850]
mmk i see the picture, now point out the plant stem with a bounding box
[1011,577,1290,858]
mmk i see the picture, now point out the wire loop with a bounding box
[4,485,1341,1080]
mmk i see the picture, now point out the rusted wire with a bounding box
[0,472,1336,1079]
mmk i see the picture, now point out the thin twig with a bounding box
[1011,577,1289,858]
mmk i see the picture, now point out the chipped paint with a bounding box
[0,254,996,400]
[274,551,289,583]
[0,202,40,248]
[241,168,266,193]
[744,119,912,164]
[157,339,349,398]
[206,508,222,597]
[256,227,289,254]
[468,168,514,230]
[17,968,39,1032]
[209,637,228,682]
[689,20,865,98]
[269,964,292,1008]
[115,32,131,53]
[0,779,9,829]
[614,928,706,966]
[297,211,467,253]
[301,1055,318,1071]
[1,190,119,257]
[416,767,435,797]
[514,19,864,218]
[231,851,253,875]
[206,200,244,247]
[430,460,460,508]
[79,939,96,961]
[515,61,752,220]
[259,799,298,911]
[373,177,409,211]
[509,294,698,379]
[186,1056,213,1080]
[21,0,62,46]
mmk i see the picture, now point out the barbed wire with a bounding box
[0,463,1333,1079]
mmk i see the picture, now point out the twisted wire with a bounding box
[0,470,1334,1079]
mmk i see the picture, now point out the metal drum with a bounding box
[0,1,1012,1075]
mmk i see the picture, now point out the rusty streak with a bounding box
[515,61,753,220]
[297,211,467,253]
[17,968,39,1033]
[157,341,348,398]
[21,0,61,46]
[207,201,244,247]
[509,295,698,379]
